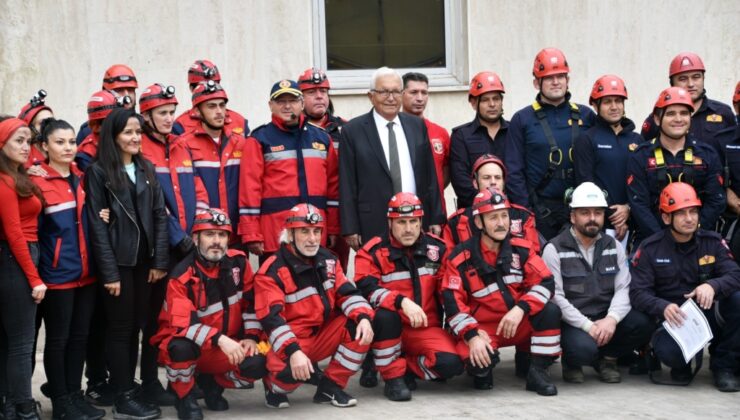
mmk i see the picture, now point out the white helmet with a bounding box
[570,182,608,209]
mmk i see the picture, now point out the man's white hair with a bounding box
[371,66,402,90]
[278,228,291,245]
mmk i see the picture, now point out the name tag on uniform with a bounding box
[603,266,617,272]
[597,144,612,149]
[655,258,671,264]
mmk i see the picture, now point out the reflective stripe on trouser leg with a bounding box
[530,329,561,357]
[165,362,196,398]
[372,338,405,380]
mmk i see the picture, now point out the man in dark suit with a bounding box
[340,67,445,250]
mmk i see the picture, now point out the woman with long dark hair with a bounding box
[84,108,168,419]
[31,118,105,420]
[0,116,47,420]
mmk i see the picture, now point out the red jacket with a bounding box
[151,250,259,350]
[238,115,339,252]
[441,236,553,341]
[254,245,373,358]
[0,173,43,288]
[75,133,99,172]
[424,118,450,214]
[32,164,94,289]
[175,107,248,138]
[354,233,447,327]
[24,146,46,169]
[443,204,540,253]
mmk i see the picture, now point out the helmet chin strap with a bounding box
[290,230,315,259]
[194,233,224,267]
[658,111,688,140]
[148,111,168,137]
[202,118,223,133]
[479,215,504,243]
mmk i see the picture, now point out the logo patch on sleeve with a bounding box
[447,276,461,290]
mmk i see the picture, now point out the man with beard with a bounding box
[627,87,725,246]
[450,71,508,208]
[630,183,740,392]
[640,52,736,155]
[504,48,596,240]
[151,208,268,420]
[441,188,562,395]
[543,182,652,384]
[180,81,247,230]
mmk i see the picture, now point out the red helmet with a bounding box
[669,52,705,77]
[285,204,325,229]
[87,90,131,123]
[192,208,232,234]
[102,64,138,90]
[733,81,740,104]
[18,89,52,125]
[468,71,505,98]
[472,153,507,179]
[188,60,221,85]
[297,68,330,91]
[659,182,702,214]
[387,192,424,219]
[590,75,628,103]
[192,80,228,107]
[654,87,695,113]
[139,84,178,113]
[472,187,510,216]
[533,48,569,78]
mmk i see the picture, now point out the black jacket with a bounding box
[339,110,444,240]
[85,159,169,283]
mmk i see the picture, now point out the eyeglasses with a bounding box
[371,89,402,98]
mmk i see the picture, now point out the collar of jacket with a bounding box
[535,91,573,110]
[272,113,306,133]
[594,115,636,133]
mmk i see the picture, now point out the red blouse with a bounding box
[0,174,43,288]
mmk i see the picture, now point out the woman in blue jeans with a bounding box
[0,116,47,420]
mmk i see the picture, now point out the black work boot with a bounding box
[195,375,228,411]
[15,400,41,420]
[112,388,161,420]
[140,380,176,407]
[403,371,418,391]
[359,356,378,388]
[515,351,531,378]
[525,357,558,396]
[473,369,494,390]
[713,370,740,393]
[52,394,89,420]
[383,377,411,401]
[70,391,105,420]
[175,391,203,420]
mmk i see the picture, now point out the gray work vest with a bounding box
[549,231,619,318]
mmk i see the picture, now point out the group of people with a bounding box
[0,46,739,420]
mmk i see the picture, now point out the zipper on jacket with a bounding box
[105,184,141,261]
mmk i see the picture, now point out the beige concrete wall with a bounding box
[1,0,738,137]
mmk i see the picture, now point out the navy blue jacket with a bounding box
[626,137,725,240]
[573,116,644,205]
[630,228,740,319]
[504,93,595,207]
[641,95,736,157]
[449,117,509,208]
[716,125,740,196]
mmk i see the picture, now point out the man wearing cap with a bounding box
[180,81,247,231]
[640,52,736,155]
[401,72,451,214]
[339,67,444,252]
[255,204,374,408]
[543,182,652,384]
[627,87,725,246]
[151,208,268,419]
[450,71,509,209]
[354,192,463,401]
[504,48,596,240]
[174,59,249,137]
[239,79,339,262]
[76,64,138,145]
[630,183,740,392]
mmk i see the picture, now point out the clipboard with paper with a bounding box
[662,299,713,363]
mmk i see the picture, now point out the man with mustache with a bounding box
[543,182,652,384]
[151,208,268,420]
[354,193,463,401]
[630,183,740,392]
[441,188,562,395]
[255,204,374,409]
[627,87,725,247]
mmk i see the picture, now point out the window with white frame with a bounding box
[312,0,467,90]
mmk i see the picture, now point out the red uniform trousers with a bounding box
[263,315,369,394]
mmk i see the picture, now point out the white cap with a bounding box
[570,182,608,208]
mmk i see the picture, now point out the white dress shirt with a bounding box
[372,109,416,194]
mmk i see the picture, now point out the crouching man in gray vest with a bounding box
[542,182,653,383]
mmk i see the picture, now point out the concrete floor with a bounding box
[31,343,739,420]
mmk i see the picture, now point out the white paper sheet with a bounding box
[662,299,713,363]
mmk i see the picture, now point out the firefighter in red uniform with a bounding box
[444,154,540,252]
[174,59,249,137]
[354,193,463,401]
[180,81,247,230]
[239,80,339,261]
[151,208,267,420]
[441,188,562,395]
[18,89,54,166]
[297,68,351,269]
[255,204,374,409]
[75,90,131,171]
